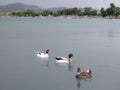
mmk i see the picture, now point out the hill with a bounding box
[0,3,42,13]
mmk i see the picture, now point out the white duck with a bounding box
[55,53,73,64]
[36,49,50,58]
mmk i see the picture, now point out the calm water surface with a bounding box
[0,17,120,90]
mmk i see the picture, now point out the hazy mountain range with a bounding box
[0,3,42,12]
[0,3,68,13]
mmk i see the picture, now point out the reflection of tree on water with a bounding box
[107,29,120,47]
[107,30,117,41]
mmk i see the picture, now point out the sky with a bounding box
[0,0,120,9]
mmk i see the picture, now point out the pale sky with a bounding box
[0,0,120,9]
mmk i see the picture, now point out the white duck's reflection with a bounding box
[55,62,73,71]
[36,57,50,67]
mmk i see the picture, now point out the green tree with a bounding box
[115,7,120,17]
[70,7,80,15]
[84,7,92,16]
[41,10,53,16]
[100,8,107,17]
[91,9,98,16]
[106,3,116,16]
[56,8,81,16]
[11,9,40,17]
[57,10,63,15]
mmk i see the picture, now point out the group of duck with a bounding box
[36,49,92,79]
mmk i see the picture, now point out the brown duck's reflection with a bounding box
[76,78,81,89]
[76,74,92,90]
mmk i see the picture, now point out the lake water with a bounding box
[0,17,120,90]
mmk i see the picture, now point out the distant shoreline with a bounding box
[1,3,120,19]
[0,15,120,19]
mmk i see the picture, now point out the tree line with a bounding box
[10,3,120,18]
[100,3,120,17]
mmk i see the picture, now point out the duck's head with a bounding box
[68,53,73,59]
[89,69,92,73]
[46,49,50,54]
[77,67,81,72]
